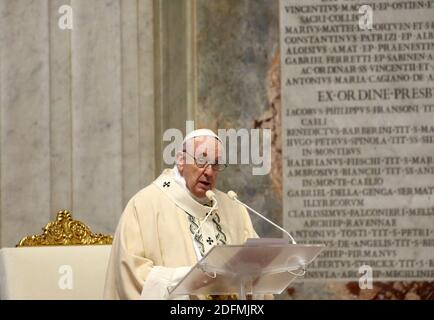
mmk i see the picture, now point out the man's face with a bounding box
[177,136,223,198]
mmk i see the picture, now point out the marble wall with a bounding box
[0,0,155,247]
[194,0,345,300]
[193,0,434,301]
[195,0,282,237]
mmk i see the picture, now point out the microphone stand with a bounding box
[228,191,297,244]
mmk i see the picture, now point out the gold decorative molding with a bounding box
[17,210,113,247]
[206,294,238,300]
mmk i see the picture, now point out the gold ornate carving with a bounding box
[206,294,238,300]
[17,210,113,247]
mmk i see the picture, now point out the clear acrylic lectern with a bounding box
[168,239,325,300]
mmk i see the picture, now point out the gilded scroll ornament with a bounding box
[17,210,113,247]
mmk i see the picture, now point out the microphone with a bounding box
[193,190,218,239]
[205,190,217,203]
[227,190,297,244]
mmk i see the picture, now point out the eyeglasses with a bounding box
[183,150,227,172]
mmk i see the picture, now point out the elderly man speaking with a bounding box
[104,129,258,299]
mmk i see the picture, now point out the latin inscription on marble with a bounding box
[280,0,434,280]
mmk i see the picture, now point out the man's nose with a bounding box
[203,164,214,176]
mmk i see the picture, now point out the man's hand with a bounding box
[191,271,217,290]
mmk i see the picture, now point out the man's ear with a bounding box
[176,151,185,174]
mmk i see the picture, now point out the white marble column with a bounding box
[0,0,52,247]
[49,0,73,215]
[70,0,124,232]
[0,0,155,247]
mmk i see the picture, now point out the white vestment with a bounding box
[103,168,258,300]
